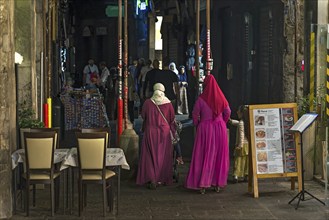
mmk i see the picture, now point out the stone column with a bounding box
[0,0,16,219]
[282,0,304,102]
[148,13,155,62]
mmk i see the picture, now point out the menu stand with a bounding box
[288,113,325,209]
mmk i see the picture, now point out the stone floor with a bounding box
[10,115,329,220]
[11,163,329,220]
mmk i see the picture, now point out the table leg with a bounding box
[117,166,120,215]
[71,167,74,215]
[12,168,17,214]
[66,168,69,209]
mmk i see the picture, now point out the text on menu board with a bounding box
[253,108,296,174]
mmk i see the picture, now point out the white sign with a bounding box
[253,108,284,174]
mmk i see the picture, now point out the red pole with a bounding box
[117,0,123,144]
[43,103,49,128]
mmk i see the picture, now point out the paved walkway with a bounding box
[11,116,329,220]
[11,164,329,220]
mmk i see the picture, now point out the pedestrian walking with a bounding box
[229,105,249,183]
[185,74,231,194]
[136,83,176,189]
[177,65,189,115]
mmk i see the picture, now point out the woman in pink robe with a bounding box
[136,83,176,189]
[185,74,231,194]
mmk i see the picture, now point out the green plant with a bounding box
[297,95,311,118]
[18,101,44,128]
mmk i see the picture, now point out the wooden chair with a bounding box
[81,127,111,148]
[76,132,115,217]
[29,127,60,149]
[22,131,61,216]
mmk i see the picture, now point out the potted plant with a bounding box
[18,101,44,149]
[18,107,44,129]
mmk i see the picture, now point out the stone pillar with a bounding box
[148,13,155,61]
[282,0,304,102]
[0,0,16,218]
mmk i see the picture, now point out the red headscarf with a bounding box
[200,74,229,117]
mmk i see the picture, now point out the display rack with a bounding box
[60,90,109,130]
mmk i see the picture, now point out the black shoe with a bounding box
[147,182,156,190]
[200,188,206,194]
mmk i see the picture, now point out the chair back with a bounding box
[81,127,110,148]
[76,132,107,170]
[30,127,60,149]
[24,131,56,173]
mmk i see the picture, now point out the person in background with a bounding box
[99,62,112,115]
[128,67,136,124]
[138,59,153,107]
[155,60,180,111]
[185,74,231,194]
[135,58,145,100]
[229,105,249,183]
[83,59,99,87]
[129,60,138,96]
[99,62,111,92]
[108,67,118,120]
[169,62,179,76]
[143,59,161,99]
[136,83,176,189]
[177,65,189,115]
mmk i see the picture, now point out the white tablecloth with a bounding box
[11,148,70,170]
[60,148,130,171]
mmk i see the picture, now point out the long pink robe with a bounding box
[136,99,175,186]
[185,98,231,189]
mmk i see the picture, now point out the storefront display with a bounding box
[60,89,109,130]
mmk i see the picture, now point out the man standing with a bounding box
[143,59,160,99]
[155,60,180,110]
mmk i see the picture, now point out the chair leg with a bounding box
[51,181,55,217]
[55,177,60,212]
[83,185,87,207]
[103,181,106,217]
[78,180,82,217]
[107,180,113,213]
[25,181,29,217]
[32,184,36,207]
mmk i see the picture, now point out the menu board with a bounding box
[253,107,296,174]
[248,103,301,198]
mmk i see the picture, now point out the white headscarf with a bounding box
[151,83,171,105]
[169,62,179,76]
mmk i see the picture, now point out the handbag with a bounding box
[152,100,180,145]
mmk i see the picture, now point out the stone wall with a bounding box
[282,0,304,102]
[0,0,16,218]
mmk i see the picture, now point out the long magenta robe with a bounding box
[136,99,175,186]
[185,98,231,189]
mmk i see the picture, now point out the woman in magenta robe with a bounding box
[136,83,176,189]
[185,74,231,194]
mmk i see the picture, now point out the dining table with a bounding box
[11,147,129,215]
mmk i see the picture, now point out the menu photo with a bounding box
[285,159,297,172]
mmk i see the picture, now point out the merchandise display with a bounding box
[60,89,109,130]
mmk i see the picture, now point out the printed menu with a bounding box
[253,108,296,174]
